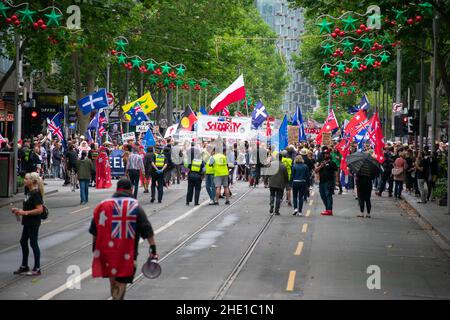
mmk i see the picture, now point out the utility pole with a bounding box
[419,35,425,153]
[395,46,402,142]
[431,11,438,153]
[13,34,22,194]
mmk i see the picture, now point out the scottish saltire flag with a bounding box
[111,199,138,239]
[199,106,208,115]
[78,89,108,115]
[279,115,288,151]
[142,128,156,149]
[296,105,306,142]
[251,101,268,129]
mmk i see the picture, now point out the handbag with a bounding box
[392,167,404,176]
[41,205,49,220]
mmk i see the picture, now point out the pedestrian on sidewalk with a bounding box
[51,143,62,179]
[12,172,45,276]
[291,155,310,216]
[315,149,338,216]
[125,147,145,199]
[77,151,95,205]
[89,178,158,300]
[268,153,289,215]
[356,173,373,218]
[393,152,407,200]
[415,152,429,204]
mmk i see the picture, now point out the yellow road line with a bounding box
[294,241,304,256]
[286,271,296,291]
[306,210,311,217]
[309,200,313,206]
[302,223,308,233]
[70,206,91,214]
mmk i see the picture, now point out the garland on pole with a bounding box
[0,1,64,30]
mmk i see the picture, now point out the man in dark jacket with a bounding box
[376,147,394,197]
[268,153,289,215]
[185,145,205,206]
[315,149,338,216]
[143,146,155,193]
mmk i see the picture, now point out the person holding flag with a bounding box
[89,178,158,300]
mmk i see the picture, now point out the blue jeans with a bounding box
[79,179,90,203]
[293,181,307,212]
[319,181,333,211]
[205,174,216,201]
[394,180,403,199]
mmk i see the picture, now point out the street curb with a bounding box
[403,198,450,247]
[0,189,59,209]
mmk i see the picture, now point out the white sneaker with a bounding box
[292,209,298,216]
[298,212,303,217]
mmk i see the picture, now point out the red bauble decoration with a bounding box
[356,29,362,35]
[360,24,366,29]
[11,15,18,21]
[390,20,396,26]
[416,15,422,23]
[33,22,39,29]
[331,32,337,38]
[41,24,47,30]
[37,19,44,26]
[111,50,117,55]
[407,18,414,25]
[14,20,20,26]
[5,18,12,24]
[339,31,345,37]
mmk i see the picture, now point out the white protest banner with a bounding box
[122,132,135,142]
[197,115,252,139]
[136,125,149,133]
[164,123,179,138]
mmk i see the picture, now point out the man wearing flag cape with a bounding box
[90,178,158,300]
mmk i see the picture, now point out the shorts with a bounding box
[214,176,229,187]
[115,266,137,284]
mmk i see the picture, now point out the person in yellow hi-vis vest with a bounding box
[151,146,167,203]
[186,144,205,206]
[281,150,293,207]
[209,146,230,205]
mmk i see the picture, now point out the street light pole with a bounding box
[396,46,402,142]
[13,34,22,194]
[419,35,425,153]
[431,11,438,153]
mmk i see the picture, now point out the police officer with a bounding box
[186,144,205,206]
[209,147,230,205]
[151,146,167,203]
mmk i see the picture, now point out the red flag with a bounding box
[222,107,230,117]
[209,75,246,115]
[344,110,367,138]
[315,110,339,144]
[92,197,139,278]
[235,111,244,117]
[266,118,272,137]
[368,112,385,163]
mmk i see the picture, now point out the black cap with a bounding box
[117,178,132,191]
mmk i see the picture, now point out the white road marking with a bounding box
[70,207,91,214]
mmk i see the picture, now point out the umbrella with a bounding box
[346,152,381,178]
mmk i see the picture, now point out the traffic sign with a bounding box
[392,103,403,113]
[107,92,114,106]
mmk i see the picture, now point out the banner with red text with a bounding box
[196,115,252,139]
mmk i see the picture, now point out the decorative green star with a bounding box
[200,80,209,88]
[321,65,332,76]
[161,64,171,74]
[361,37,374,49]
[365,55,376,66]
[392,9,406,22]
[316,18,334,34]
[381,32,393,45]
[351,59,361,69]
[149,76,158,84]
[335,77,343,85]
[175,79,184,86]
[380,52,390,63]
[0,2,10,18]
[18,7,36,23]
[163,78,171,86]
[342,39,354,52]
[342,88,349,95]
[334,89,341,95]
[342,15,359,31]
[146,61,157,71]
[45,9,63,27]
[175,65,186,76]
[336,62,346,72]
[418,2,433,15]
[212,87,220,94]
[321,43,334,55]
[188,80,197,87]
[118,54,127,64]
[350,86,357,93]
[115,39,128,52]
[131,57,141,68]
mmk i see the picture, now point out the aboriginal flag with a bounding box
[179,105,198,131]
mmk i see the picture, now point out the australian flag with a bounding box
[251,101,268,129]
[127,103,149,126]
[78,89,109,115]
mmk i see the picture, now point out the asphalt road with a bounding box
[0,180,448,300]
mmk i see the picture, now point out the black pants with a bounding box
[292,181,308,212]
[187,173,202,205]
[269,187,284,213]
[20,224,40,269]
[151,173,165,202]
[357,181,372,214]
[128,169,140,199]
[378,173,393,195]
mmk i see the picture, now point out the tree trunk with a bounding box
[72,51,83,135]
[0,38,28,93]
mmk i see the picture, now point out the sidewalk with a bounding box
[403,192,450,246]
[0,179,61,208]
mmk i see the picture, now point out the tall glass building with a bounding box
[256,0,317,116]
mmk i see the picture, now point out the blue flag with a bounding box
[199,106,208,115]
[126,103,149,126]
[279,115,288,151]
[251,101,268,129]
[78,89,109,115]
[359,95,370,111]
[296,105,306,142]
[292,107,299,126]
[142,128,156,149]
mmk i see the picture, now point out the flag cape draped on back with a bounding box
[315,110,338,144]
[92,197,139,278]
[96,148,112,189]
[78,89,109,115]
[209,75,246,115]
[122,92,158,114]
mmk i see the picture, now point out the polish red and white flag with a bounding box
[209,75,246,115]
